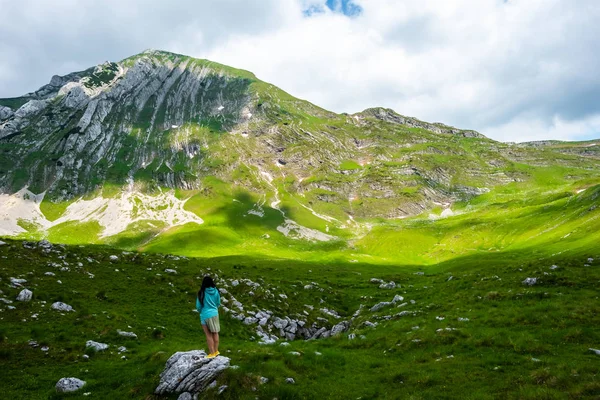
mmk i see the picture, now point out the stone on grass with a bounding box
[56,377,86,393]
[165,269,177,274]
[370,302,391,312]
[379,281,396,289]
[109,255,118,261]
[370,278,384,284]
[10,277,27,286]
[391,295,404,303]
[117,329,138,339]
[0,240,6,246]
[522,277,537,286]
[16,289,32,302]
[285,378,295,384]
[331,321,350,336]
[51,302,75,312]
[154,350,230,395]
[260,377,269,384]
[590,348,600,356]
[86,340,109,351]
[178,393,193,400]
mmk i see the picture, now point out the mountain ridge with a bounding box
[1,50,599,262]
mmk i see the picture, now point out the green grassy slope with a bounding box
[0,240,598,399]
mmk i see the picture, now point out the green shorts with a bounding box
[203,316,220,333]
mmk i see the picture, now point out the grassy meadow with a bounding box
[1,234,599,399]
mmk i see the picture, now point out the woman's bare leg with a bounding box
[202,324,214,354]
[212,332,219,353]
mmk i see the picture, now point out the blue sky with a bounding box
[1,0,599,142]
[305,0,362,17]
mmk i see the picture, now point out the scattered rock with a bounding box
[10,277,27,286]
[379,281,396,290]
[118,346,127,353]
[109,255,118,261]
[458,317,470,322]
[0,240,6,246]
[260,377,269,384]
[370,278,384,284]
[391,295,404,304]
[177,393,193,400]
[289,351,301,356]
[231,280,239,287]
[154,350,230,395]
[285,378,295,384]
[522,277,537,286]
[370,302,392,312]
[550,265,558,270]
[165,269,177,274]
[117,329,137,339]
[16,289,32,302]
[331,321,350,336]
[45,272,56,276]
[86,340,109,351]
[590,348,600,356]
[56,377,86,393]
[51,302,75,312]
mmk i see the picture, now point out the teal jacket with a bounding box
[196,287,220,322]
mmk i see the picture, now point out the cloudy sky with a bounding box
[1,0,599,142]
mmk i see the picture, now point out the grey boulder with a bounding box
[51,302,75,312]
[155,350,230,395]
[16,289,33,302]
[56,377,86,393]
[86,340,109,351]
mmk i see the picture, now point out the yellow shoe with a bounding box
[215,351,220,356]
[206,352,216,359]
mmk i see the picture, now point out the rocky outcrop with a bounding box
[155,350,230,396]
[357,107,485,138]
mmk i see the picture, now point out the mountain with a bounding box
[1,50,599,261]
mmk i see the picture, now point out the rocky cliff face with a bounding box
[1,50,599,241]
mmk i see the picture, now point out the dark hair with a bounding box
[198,276,217,307]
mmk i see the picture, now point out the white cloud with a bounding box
[484,113,600,143]
[1,0,599,142]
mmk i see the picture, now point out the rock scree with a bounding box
[155,350,230,396]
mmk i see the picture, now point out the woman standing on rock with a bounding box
[197,276,221,358]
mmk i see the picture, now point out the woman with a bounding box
[196,276,221,358]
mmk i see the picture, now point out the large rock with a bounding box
[331,321,350,336]
[155,350,230,395]
[51,302,75,312]
[56,377,86,393]
[522,277,537,286]
[370,302,392,312]
[379,281,396,290]
[16,289,32,302]
[86,340,109,351]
